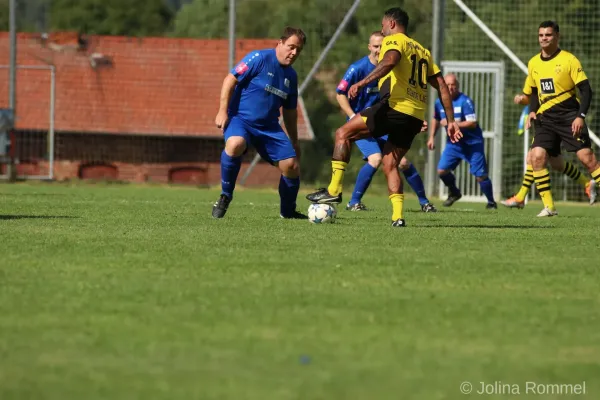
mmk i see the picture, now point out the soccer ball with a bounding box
[308,203,337,224]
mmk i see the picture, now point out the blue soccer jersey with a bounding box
[229,49,298,126]
[336,56,380,114]
[434,93,483,145]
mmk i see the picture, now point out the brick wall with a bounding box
[6,130,282,186]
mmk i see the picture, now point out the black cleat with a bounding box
[280,210,309,219]
[306,188,342,204]
[486,202,498,210]
[212,194,231,218]
[346,202,367,211]
[391,218,406,227]
[443,192,462,207]
[421,203,437,213]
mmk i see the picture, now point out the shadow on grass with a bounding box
[0,215,77,220]
[417,224,554,229]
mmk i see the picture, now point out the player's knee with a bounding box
[577,149,599,171]
[398,157,411,170]
[278,157,299,177]
[334,126,350,142]
[548,156,564,172]
[381,159,398,175]
[367,153,382,169]
[224,137,247,157]
[438,169,449,176]
[475,175,488,182]
[530,147,548,167]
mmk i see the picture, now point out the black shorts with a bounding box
[531,115,592,157]
[359,99,423,149]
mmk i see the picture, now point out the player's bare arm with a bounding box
[282,108,301,159]
[215,74,238,130]
[348,50,400,99]
[457,120,477,130]
[429,74,462,143]
[427,118,440,150]
[336,93,356,118]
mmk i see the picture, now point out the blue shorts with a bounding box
[224,116,296,164]
[355,134,389,160]
[438,142,488,177]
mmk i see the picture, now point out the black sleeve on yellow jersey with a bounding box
[529,87,540,113]
[576,79,592,118]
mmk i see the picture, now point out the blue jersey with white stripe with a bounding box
[336,55,380,114]
[229,49,298,127]
[434,92,483,145]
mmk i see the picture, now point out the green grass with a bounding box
[1,182,599,400]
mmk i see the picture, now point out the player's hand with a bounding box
[427,137,435,150]
[215,110,229,132]
[420,121,428,133]
[446,121,462,143]
[347,82,364,100]
[514,94,526,105]
[440,118,448,127]
[572,117,585,137]
[525,112,536,130]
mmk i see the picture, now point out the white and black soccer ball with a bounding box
[308,203,337,224]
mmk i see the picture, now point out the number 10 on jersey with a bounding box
[408,54,428,90]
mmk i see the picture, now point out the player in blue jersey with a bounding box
[427,73,497,209]
[336,31,437,212]
[212,27,306,219]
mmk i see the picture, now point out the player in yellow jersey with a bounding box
[525,20,600,216]
[502,88,596,208]
[306,7,461,227]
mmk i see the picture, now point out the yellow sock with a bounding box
[327,160,347,196]
[515,165,533,202]
[592,166,600,185]
[533,168,555,211]
[563,161,588,188]
[389,193,404,220]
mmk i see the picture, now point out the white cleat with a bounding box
[586,179,597,205]
[536,207,558,217]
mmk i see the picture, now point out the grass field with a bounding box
[1,182,599,399]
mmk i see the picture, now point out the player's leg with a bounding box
[382,141,410,227]
[347,138,383,211]
[556,120,598,205]
[399,156,436,212]
[212,117,249,218]
[548,155,595,204]
[306,105,379,204]
[437,145,463,206]
[253,124,305,219]
[466,142,497,209]
[502,149,533,208]
[530,119,560,216]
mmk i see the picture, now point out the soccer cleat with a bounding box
[501,195,525,209]
[391,218,406,227]
[585,179,597,205]
[421,203,437,212]
[212,194,231,218]
[280,210,308,219]
[536,207,558,217]
[486,202,498,210]
[306,188,342,204]
[443,192,462,207]
[346,202,367,211]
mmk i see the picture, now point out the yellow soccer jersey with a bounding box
[378,33,440,120]
[524,49,588,117]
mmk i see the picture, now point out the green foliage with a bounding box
[49,0,174,36]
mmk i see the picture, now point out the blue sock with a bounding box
[440,172,460,195]
[403,164,429,205]
[479,177,495,203]
[350,163,378,205]
[220,150,242,199]
[279,175,300,216]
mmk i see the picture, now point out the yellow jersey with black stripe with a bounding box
[524,49,587,118]
[378,33,440,120]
